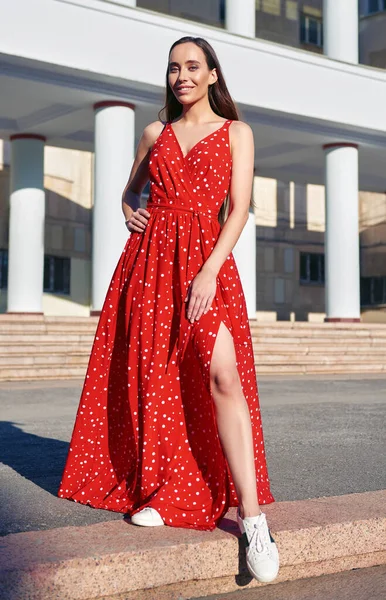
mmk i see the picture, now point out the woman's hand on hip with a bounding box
[185,269,217,323]
[125,208,151,233]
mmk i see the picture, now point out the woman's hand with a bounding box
[125,208,151,233]
[185,267,217,323]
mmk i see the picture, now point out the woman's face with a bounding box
[168,42,217,105]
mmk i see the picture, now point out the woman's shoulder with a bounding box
[229,120,253,148]
[229,119,253,135]
[141,120,168,151]
[143,120,166,140]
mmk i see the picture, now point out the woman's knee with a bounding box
[210,364,240,396]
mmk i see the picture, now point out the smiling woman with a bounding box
[57,35,280,584]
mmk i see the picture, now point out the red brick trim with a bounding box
[10,134,46,142]
[90,310,101,317]
[93,101,135,111]
[324,317,361,323]
[323,142,359,150]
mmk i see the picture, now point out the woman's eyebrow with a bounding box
[168,59,201,67]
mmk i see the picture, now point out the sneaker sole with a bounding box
[246,558,279,583]
[130,511,165,527]
[130,517,164,526]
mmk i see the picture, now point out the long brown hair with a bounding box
[158,36,256,227]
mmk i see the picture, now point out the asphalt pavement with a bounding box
[1,375,385,536]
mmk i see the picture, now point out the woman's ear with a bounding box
[210,69,218,85]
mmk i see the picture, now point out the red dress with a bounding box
[57,119,275,531]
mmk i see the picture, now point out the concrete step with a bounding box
[0,353,89,367]
[251,335,386,345]
[1,490,385,600]
[0,324,98,334]
[2,325,386,338]
[0,333,95,344]
[250,330,386,339]
[0,314,98,323]
[3,334,386,348]
[253,354,386,364]
[0,338,386,361]
[252,343,386,353]
[1,352,385,368]
[2,336,386,351]
[0,343,93,354]
[1,361,385,381]
[190,565,386,600]
[255,362,386,374]
[0,365,87,380]
[249,321,386,330]
[1,317,386,380]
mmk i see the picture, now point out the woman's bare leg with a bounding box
[209,322,261,519]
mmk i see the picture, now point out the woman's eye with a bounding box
[189,66,198,70]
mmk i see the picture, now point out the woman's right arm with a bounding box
[122,120,164,233]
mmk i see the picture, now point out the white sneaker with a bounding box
[130,507,164,527]
[237,507,279,583]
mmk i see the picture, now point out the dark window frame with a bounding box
[300,252,325,285]
[0,249,8,290]
[44,255,71,295]
[360,276,386,306]
[300,12,323,47]
[365,0,386,15]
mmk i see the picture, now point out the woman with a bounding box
[58,36,279,583]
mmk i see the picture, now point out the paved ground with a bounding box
[0,375,385,536]
[191,564,386,600]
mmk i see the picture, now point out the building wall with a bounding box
[254,176,325,322]
[0,140,93,316]
[1,1,386,319]
[255,0,323,52]
[253,172,386,322]
[137,0,324,53]
[360,11,386,69]
[1,139,386,320]
[359,191,386,321]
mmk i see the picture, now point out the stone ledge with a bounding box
[1,490,385,600]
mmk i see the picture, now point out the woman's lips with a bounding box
[176,87,194,94]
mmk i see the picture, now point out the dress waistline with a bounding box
[147,202,218,221]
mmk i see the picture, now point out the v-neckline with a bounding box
[169,120,230,160]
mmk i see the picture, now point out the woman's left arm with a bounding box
[185,121,255,322]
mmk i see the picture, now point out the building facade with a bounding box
[1,0,386,322]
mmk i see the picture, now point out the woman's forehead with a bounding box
[169,43,205,63]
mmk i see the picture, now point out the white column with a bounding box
[225,0,256,314]
[323,0,358,63]
[225,0,255,37]
[232,209,256,318]
[92,101,135,313]
[7,134,45,313]
[323,143,360,322]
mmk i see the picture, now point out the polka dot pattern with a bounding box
[57,119,275,531]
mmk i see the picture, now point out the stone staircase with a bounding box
[1,315,386,381]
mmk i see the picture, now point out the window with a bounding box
[219,0,225,23]
[44,256,70,295]
[365,0,386,15]
[300,252,325,284]
[0,249,8,289]
[300,13,323,47]
[360,277,386,306]
[137,0,225,27]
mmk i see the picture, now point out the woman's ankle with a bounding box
[239,504,262,519]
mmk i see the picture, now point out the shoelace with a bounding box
[249,519,270,555]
